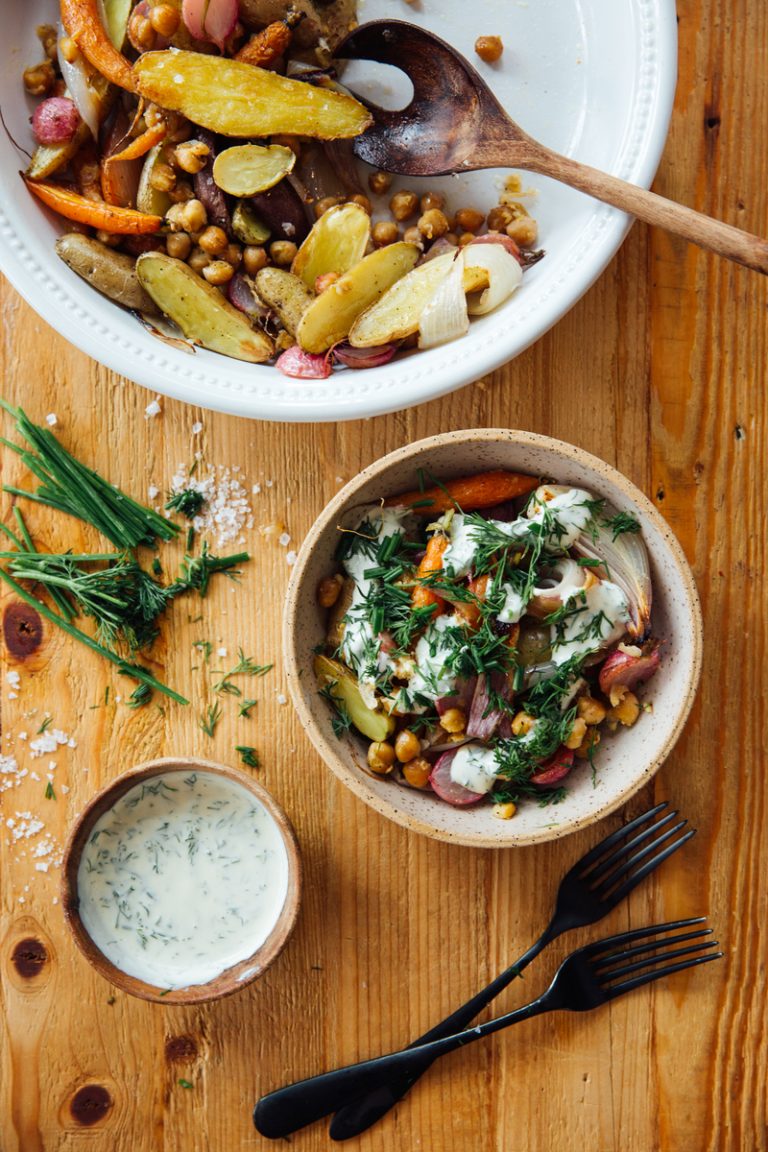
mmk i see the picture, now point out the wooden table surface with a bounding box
[1,2,767,1149]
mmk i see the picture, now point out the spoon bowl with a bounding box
[338,19,768,274]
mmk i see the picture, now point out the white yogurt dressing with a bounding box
[77,771,289,990]
[339,505,409,706]
[550,580,630,665]
[449,742,499,794]
[401,613,464,709]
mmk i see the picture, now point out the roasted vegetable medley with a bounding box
[314,470,661,815]
[22,1,542,376]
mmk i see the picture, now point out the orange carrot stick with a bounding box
[61,0,137,93]
[22,175,163,234]
[411,533,448,614]
[105,123,166,166]
[453,574,489,629]
[387,470,539,515]
[235,12,305,68]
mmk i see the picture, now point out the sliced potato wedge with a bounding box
[231,202,271,246]
[136,253,273,362]
[291,202,370,290]
[27,121,92,181]
[254,266,314,336]
[462,265,491,294]
[213,144,296,196]
[56,233,159,313]
[348,251,456,348]
[134,50,373,139]
[297,242,420,354]
[137,143,175,216]
[314,654,395,743]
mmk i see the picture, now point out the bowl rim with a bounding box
[283,428,703,847]
[61,756,302,1003]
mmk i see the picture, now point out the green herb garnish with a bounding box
[44,781,55,800]
[235,746,260,768]
[165,488,205,520]
[199,703,222,737]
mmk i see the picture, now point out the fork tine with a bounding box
[593,927,712,971]
[603,951,724,998]
[584,916,707,958]
[572,802,669,876]
[597,939,718,983]
[582,809,680,885]
[591,819,689,897]
[605,828,697,904]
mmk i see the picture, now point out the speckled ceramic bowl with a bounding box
[284,431,702,847]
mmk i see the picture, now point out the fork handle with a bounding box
[254,996,551,1141]
[328,933,551,1141]
[521,145,768,275]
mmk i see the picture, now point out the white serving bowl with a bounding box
[284,430,702,847]
[0,1,676,420]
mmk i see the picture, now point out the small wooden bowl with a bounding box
[284,429,703,848]
[62,757,301,1004]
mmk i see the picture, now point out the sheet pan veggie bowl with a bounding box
[18,0,543,379]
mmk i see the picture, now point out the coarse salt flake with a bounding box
[192,422,203,434]
[278,533,291,547]
[148,484,159,499]
[286,551,298,566]
[45,413,58,426]
[6,671,21,689]
[277,694,287,705]
[145,399,162,418]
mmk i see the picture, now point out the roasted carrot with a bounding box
[235,11,305,69]
[61,0,137,93]
[411,533,448,614]
[454,574,489,629]
[387,470,539,515]
[22,176,163,234]
[104,123,166,166]
[101,124,166,206]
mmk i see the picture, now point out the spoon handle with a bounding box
[527,146,768,275]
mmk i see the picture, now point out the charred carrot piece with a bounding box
[454,574,489,629]
[386,470,539,515]
[412,533,448,614]
[101,124,166,205]
[61,0,137,93]
[235,11,305,68]
[23,175,162,234]
[105,123,166,166]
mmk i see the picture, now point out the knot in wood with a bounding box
[11,937,48,978]
[3,601,43,657]
[70,1085,113,1127]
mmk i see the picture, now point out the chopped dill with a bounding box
[604,510,641,540]
[199,703,222,737]
[126,682,153,709]
[44,780,55,800]
[238,698,257,718]
[36,716,52,735]
[235,746,260,768]
[318,681,353,738]
[165,488,206,520]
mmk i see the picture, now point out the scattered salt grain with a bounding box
[8,692,17,700]
[30,728,75,758]
[145,398,162,418]
[265,479,274,488]
[278,533,291,548]
[277,694,287,705]
[192,421,203,435]
[45,413,58,426]
[252,484,262,496]
[148,484,159,500]
[166,462,254,548]
[6,671,20,689]
[286,551,298,566]
[217,647,228,658]
[35,862,49,873]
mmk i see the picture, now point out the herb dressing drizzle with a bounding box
[77,771,289,989]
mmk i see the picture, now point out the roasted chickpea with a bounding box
[128,10,155,51]
[202,260,234,286]
[444,232,460,247]
[270,240,298,266]
[403,757,431,789]
[223,243,242,268]
[440,708,466,735]
[371,221,400,247]
[403,226,424,248]
[314,195,344,219]
[367,741,396,774]
[511,710,535,737]
[167,181,195,204]
[23,61,55,97]
[420,191,445,214]
[389,189,419,221]
[149,3,181,37]
[395,729,421,763]
[368,171,393,195]
[506,217,539,248]
[475,35,504,64]
[174,140,211,175]
[564,717,588,751]
[58,35,80,63]
[458,231,476,247]
[243,245,268,275]
[577,695,607,726]
[455,207,485,233]
[487,204,516,232]
[417,208,450,240]
[348,193,373,215]
[37,24,58,59]
[166,232,192,261]
[197,226,229,256]
[493,802,516,820]
[166,198,207,233]
[317,573,344,608]
[606,691,641,730]
[187,247,211,274]
[149,163,176,193]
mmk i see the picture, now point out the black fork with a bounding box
[329,801,694,1139]
[254,919,721,1140]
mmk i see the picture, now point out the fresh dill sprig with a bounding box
[213,649,272,694]
[193,639,213,663]
[235,746,260,768]
[604,511,641,540]
[44,781,55,800]
[238,698,257,718]
[199,703,222,737]
[0,400,179,548]
[175,541,249,597]
[165,488,206,520]
[126,683,153,709]
[318,681,353,738]
[37,716,52,735]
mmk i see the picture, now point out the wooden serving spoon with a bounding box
[336,20,768,275]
